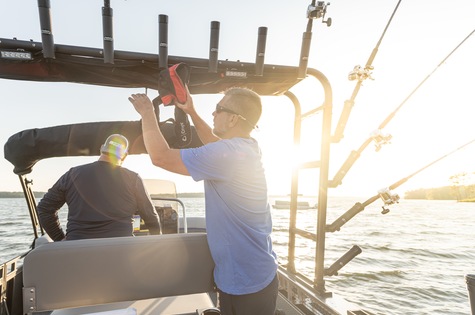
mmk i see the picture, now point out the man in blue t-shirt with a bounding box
[129,87,278,315]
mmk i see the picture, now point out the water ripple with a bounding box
[1,197,474,315]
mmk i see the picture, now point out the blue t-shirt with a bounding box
[181,137,277,295]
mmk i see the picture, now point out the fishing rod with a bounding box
[330,27,475,188]
[324,137,475,276]
[331,0,402,143]
[326,137,475,233]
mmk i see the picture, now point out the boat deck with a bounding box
[48,295,216,315]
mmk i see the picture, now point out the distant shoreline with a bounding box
[0,191,205,198]
[0,191,473,201]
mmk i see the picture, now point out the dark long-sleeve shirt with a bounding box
[37,161,161,241]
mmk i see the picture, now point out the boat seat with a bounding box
[32,234,53,248]
[22,233,216,314]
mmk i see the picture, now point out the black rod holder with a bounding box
[326,202,365,232]
[102,0,114,64]
[37,0,55,59]
[208,21,220,73]
[298,31,312,78]
[324,245,362,276]
[298,17,314,79]
[158,14,169,70]
[255,26,267,76]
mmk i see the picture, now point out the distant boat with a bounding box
[272,200,317,210]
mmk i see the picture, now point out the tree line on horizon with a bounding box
[404,170,475,201]
[0,191,205,198]
[404,184,475,201]
[2,173,474,201]
[1,187,474,201]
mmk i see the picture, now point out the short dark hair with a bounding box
[224,87,262,131]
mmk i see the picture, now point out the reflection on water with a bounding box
[1,196,473,315]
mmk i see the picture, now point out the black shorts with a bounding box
[217,274,278,315]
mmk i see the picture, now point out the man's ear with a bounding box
[228,114,239,128]
[121,153,128,162]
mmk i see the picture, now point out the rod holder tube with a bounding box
[37,0,55,59]
[326,202,364,232]
[102,3,114,64]
[329,150,361,188]
[466,274,475,315]
[325,245,362,276]
[158,14,169,70]
[208,21,220,73]
[255,26,267,76]
[298,31,312,78]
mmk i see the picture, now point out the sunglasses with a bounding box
[215,104,247,121]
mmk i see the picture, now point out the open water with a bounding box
[0,196,473,315]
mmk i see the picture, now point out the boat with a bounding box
[272,200,317,210]
[1,1,474,315]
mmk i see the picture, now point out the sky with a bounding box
[0,0,474,198]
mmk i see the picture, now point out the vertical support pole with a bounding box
[283,91,302,274]
[307,68,333,295]
[159,14,169,70]
[255,27,267,76]
[102,0,114,64]
[19,175,43,239]
[37,0,55,59]
[208,21,220,73]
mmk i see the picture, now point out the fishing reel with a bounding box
[378,187,400,214]
[307,1,332,26]
[348,65,374,81]
[370,129,392,152]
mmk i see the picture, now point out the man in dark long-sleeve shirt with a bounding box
[37,134,161,241]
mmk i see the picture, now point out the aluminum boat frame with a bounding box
[0,1,381,314]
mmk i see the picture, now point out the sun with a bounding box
[257,94,321,196]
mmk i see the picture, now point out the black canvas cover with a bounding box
[0,39,302,95]
[4,120,203,175]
